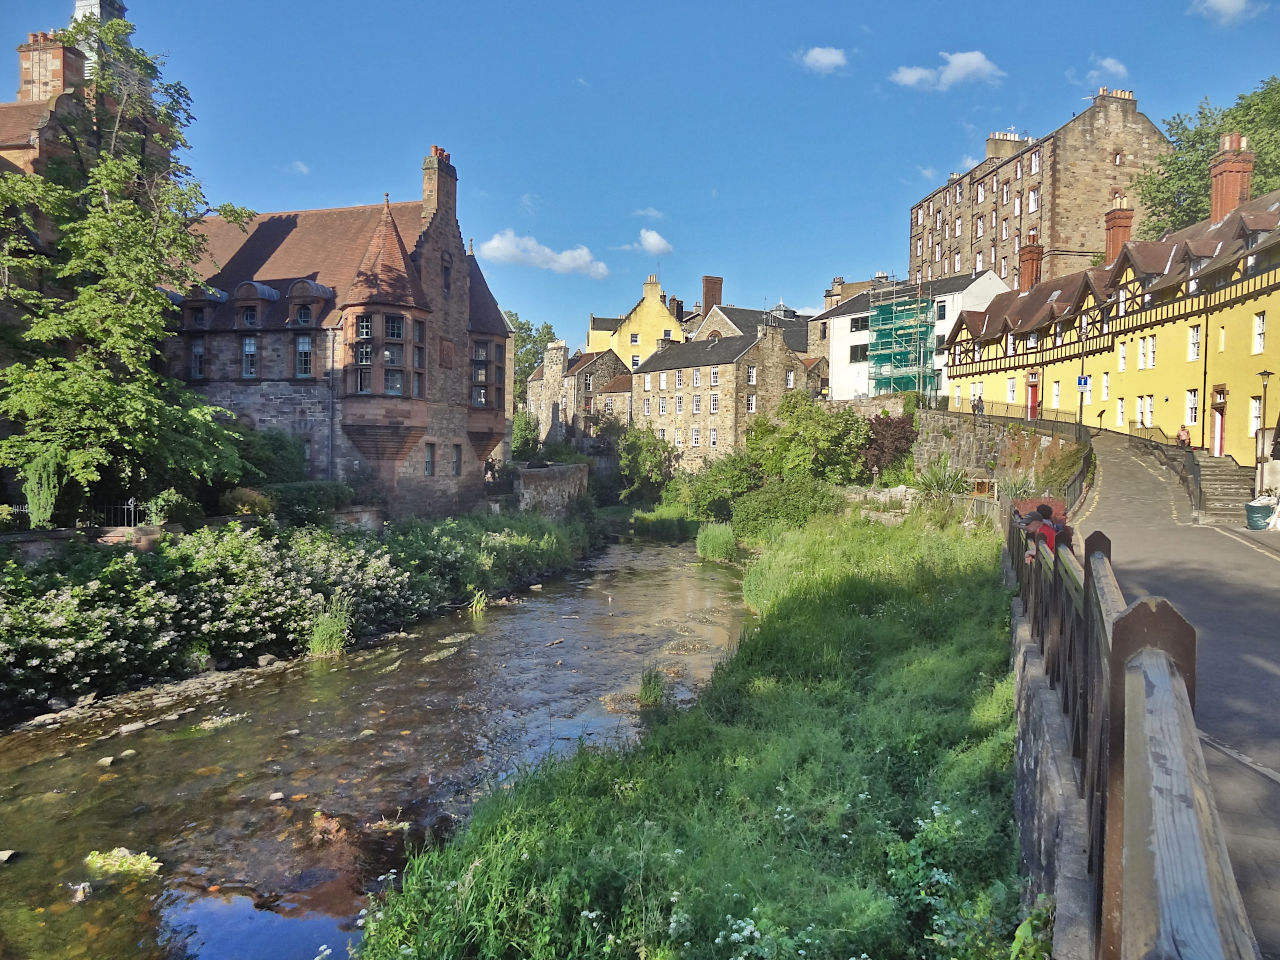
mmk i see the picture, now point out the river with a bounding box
[0,541,746,960]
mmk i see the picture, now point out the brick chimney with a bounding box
[17,32,86,102]
[669,297,683,322]
[1019,231,1043,292]
[422,145,458,226]
[1209,132,1253,223]
[701,276,723,315]
[1104,196,1134,267]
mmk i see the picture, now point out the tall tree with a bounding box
[0,16,252,521]
[505,309,557,404]
[1135,76,1280,238]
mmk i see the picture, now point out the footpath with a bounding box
[1074,432,1280,958]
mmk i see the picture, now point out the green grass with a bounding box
[632,503,700,542]
[360,512,1018,960]
[694,522,737,561]
[307,595,351,657]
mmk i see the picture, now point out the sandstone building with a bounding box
[908,88,1168,288]
[163,147,513,516]
[525,344,628,443]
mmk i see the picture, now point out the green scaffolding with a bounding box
[869,293,938,395]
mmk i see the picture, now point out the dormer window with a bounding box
[190,307,207,329]
[241,306,258,328]
[295,305,312,325]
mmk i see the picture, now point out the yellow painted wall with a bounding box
[586,275,681,369]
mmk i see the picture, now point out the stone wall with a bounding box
[824,395,906,419]
[914,410,1006,472]
[514,463,588,519]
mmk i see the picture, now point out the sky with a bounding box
[3,0,1278,347]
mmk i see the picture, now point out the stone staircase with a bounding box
[1194,453,1256,526]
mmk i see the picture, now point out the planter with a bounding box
[1245,501,1276,530]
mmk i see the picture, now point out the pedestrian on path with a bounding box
[1177,424,1191,447]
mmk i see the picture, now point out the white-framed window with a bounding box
[693,368,702,387]
[710,427,718,447]
[658,428,665,440]
[676,395,683,414]
[1028,188,1039,213]
[1255,311,1266,353]
[1030,150,1041,175]
[953,253,961,272]
[659,371,667,389]
[676,370,684,388]
[693,394,701,414]
[1149,334,1156,367]
[643,397,651,416]
[604,396,614,414]
[1014,196,1022,216]
[424,443,435,476]
[976,252,984,271]
[1052,381,1061,408]
[1007,377,1016,403]
[710,367,719,386]
[746,394,757,413]
[916,207,923,226]
[1117,397,1125,427]
[631,355,640,369]
[241,336,257,378]
[1028,332,1039,349]
[296,334,313,377]
[1189,325,1201,361]
[583,372,593,392]
[1118,342,1126,372]
[935,244,943,263]
[1001,257,1009,279]
[630,333,639,345]
[1251,396,1263,436]
[747,366,757,385]
[785,370,795,389]
[1138,337,1146,369]
[955,217,962,237]
[1145,395,1154,428]
[1001,182,1010,204]
[710,393,719,413]
[976,217,984,239]
[955,182,963,202]
[916,238,923,257]
[1001,218,1009,240]
[691,427,701,447]
[1186,388,1198,425]
[977,182,986,203]
[674,430,683,447]
[1102,372,1110,401]
[644,373,652,391]
[659,397,667,416]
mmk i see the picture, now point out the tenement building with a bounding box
[908,88,1168,288]
[163,147,513,516]
[525,344,628,442]
[944,134,1279,471]
[586,274,716,370]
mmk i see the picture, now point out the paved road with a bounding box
[1074,433,1280,957]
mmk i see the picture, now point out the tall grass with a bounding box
[361,512,1018,960]
[307,594,351,657]
[694,522,737,561]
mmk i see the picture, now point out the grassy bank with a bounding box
[0,505,603,724]
[360,510,1018,960]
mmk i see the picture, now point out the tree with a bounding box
[0,17,252,520]
[617,426,678,503]
[511,409,539,461]
[506,310,557,404]
[1135,76,1280,238]
[745,392,870,484]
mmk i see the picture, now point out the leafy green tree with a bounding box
[745,392,870,484]
[0,16,252,516]
[512,409,540,461]
[1135,76,1280,238]
[506,310,557,404]
[617,425,678,503]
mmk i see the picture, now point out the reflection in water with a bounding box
[0,542,744,960]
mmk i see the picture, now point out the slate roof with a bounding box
[467,254,511,336]
[634,334,757,374]
[567,351,604,375]
[590,315,623,332]
[528,363,544,382]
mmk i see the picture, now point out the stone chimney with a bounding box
[17,32,86,102]
[669,297,683,321]
[1104,196,1134,267]
[422,145,458,226]
[985,131,1023,161]
[544,339,568,384]
[642,273,662,303]
[1019,231,1043,292]
[701,276,723,315]
[1209,132,1253,223]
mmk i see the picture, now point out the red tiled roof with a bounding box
[0,100,52,147]
[801,356,822,369]
[344,198,427,308]
[528,363,544,382]
[567,351,602,375]
[598,373,634,393]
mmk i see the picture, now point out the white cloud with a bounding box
[519,192,541,215]
[1190,0,1265,22]
[477,229,608,278]
[288,160,310,175]
[633,206,665,219]
[890,51,1004,91]
[918,166,937,180]
[575,76,590,88]
[622,229,673,256]
[1084,55,1128,85]
[961,155,981,170]
[800,46,847,74]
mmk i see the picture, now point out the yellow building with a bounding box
[944,134,1280,470]
[586,274,694,371]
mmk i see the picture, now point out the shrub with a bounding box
[730,474,842,541]
[218,486,274,517]
[746,392,870,484]
[308,595,352,657]
[917,454,969,501]
[146,487,203,526]
[633,503,699,542]
[670,452,763,522]
[695,522,737,561]
[865,413,919,476]
[235,427,307,485]
[618,426,678,504]
[260,481,355,526]
[512,410,539,461]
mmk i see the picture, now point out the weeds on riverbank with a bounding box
[694,522,736,561]
[307,595,352,658]
[360,511,1017,960]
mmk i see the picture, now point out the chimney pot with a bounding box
[1104,202,1134,267]
[1209,130,1254,222]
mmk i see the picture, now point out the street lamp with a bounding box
[1260,369,1274,462]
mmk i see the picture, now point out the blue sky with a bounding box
[4,0,1277,345]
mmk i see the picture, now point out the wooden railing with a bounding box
[1009,519,1258,960]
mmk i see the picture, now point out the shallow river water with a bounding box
[0,542,745,960]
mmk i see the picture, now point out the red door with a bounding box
[1027,382,1040,420]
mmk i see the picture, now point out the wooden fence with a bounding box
[1009,518,1258,960]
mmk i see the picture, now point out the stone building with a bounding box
[525,344,628,443]
[586,274,716,369]
[162,147,513,517]
[908,88,1168,287]
[630,323,821,469]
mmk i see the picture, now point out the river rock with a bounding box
[117,721,146,736]
[0,850,14,863]
[47,697,70,712]
[269,792,285,801]
[257,654,278,667]
[530,584,542,591]
[120,749,137,759]
[285,729,301,737]
[76,693,96,707]
[97,756,114,767]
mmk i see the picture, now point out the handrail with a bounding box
[1007,514,1258,960]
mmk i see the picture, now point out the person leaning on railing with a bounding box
[1013,503,1074,563]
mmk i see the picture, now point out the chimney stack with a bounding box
[1209,132,1253,223]
[422,145,458,226]
[17,32,86,102]
[669,297,683,322]
[1019,231,1043,292]
[1103,196,1134,267]
[701,276,723,316]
